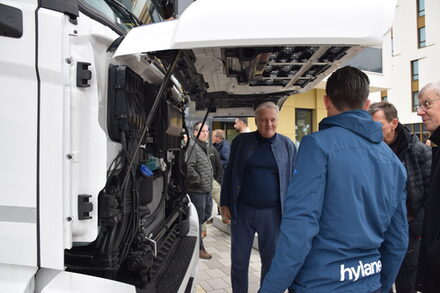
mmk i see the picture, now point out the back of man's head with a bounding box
[368,101,398,122]
[237,118,248,126]
[326,66,370,111]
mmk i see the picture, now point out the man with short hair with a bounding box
[212,129,230,169]
[221,101,297,293]
[212,129,231,223]
[186,121,214,259]
[260,66,408,293]
[416,81,440,293]
[234,117,251,133]
[369,101,431,293]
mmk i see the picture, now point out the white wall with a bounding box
[387,0,440,124]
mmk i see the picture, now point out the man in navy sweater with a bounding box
[260,66,408,293]
[220,101,297,293]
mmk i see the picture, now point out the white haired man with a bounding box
[416,81,440,293]
[221,102,297,292]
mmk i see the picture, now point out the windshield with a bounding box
[80,0,164,33]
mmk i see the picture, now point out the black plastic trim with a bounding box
[77,62,91,88]
[0,3,23,38]
[39,0,79,18]
[78,194,93,220]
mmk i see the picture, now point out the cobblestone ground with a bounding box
[196,221,262,293]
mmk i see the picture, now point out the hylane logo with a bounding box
[340,260,382,282]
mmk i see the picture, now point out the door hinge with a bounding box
[77,62,92,88]
[78,194,93,220]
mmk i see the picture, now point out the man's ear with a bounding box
[391,118,399,130]
[363,99,371,110]
[324,95,331,110]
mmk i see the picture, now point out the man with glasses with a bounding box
[368,101,431,293]
[416,82,440,293]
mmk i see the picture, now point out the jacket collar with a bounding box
[430,126,440,146]
[319,110,383,143]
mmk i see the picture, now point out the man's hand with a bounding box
[220,206,231,221]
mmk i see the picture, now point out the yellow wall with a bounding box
[248,89,328,143]
[278,89,327,142]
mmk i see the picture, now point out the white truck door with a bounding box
[0,0,39,268]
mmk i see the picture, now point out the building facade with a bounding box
[276,0,439,144]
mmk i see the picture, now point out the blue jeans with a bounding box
[231,202,281,293]
[288,288,381,293]
[188,192,210,249]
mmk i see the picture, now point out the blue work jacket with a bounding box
[260,110,408,293]
[220,131,297,220]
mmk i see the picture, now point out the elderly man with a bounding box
[260,66,408,293]
[416,81,440,293]
[369,101,431,293]
[220,101,297,293]
[212,129,230,170]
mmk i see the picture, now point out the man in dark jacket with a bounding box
[186,121,214,259]
[212,129,230,223]
[260,66,408,293]
[416,81,440,293]
[221,101,297,293]
[201,141,223,234]
[212,129,231,170]
[369,101,431,293]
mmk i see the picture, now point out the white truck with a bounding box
[0,0,395,292]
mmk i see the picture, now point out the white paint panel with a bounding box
[0,222,37,266]
[0,1,38,208]
[0,0,38,267]
[0,264,37,293]
[114,0,396,57]
[38,8,68,270]
[38,8,110,269]
[37,270,136,293]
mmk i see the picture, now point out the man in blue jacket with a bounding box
[220,101,297,293]
[260,66,408,293]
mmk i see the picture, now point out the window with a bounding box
[404,122,430,142]
[295,109,312,143]
[381,90,388,102]
[80,0,142,32]
[412,91,419,112]
[418,27,426,48]
[417,0,426,48]
[411,60,419,81]
[417,0,425,17]
[411,60,420,112]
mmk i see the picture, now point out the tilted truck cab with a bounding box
[0,0,395,292]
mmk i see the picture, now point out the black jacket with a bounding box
[208,145,223,184]
[390,124,431,236]
[186,139,213,194]
[417,126,440,292]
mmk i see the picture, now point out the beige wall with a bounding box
[248,89,327,141]
[277,89,327,142]
[248,89,327,143]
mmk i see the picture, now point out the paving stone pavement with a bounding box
[196,221,262,293]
